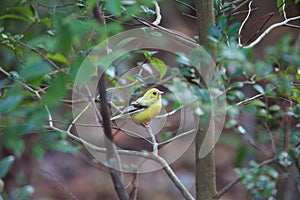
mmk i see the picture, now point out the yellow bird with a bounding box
[111,88,164,128]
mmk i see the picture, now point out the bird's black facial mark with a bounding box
[153,92,157,95]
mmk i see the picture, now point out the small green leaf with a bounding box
[12,185,34,200]
[32,145,45,160]
[254,84,265,94]
[0,14,30,22]
[46,53,69,65]
[293,104,300,117]
[229,82,244,89]
[143,50,157,59]
[0,156,15,178]
[268,105,280,111]
[150,57,167,79]
[208,25,222,39]
[252,99,266,107]
[42,73,67,108]
[227,22,241,35]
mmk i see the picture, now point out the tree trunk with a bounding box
[195,0,217,200]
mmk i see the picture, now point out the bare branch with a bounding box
[156,155,195,200]
[244,16,300,48]
[152,1,162,25]
[146,127,158,154]
[282,0,287,20]
[238,0,253,47]
[98,72,129,200]
[159,129,196,146]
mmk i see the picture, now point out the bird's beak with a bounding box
[158,91,164,95]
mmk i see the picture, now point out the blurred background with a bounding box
[0,0,299,199]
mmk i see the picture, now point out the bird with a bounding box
[111,88,164,128]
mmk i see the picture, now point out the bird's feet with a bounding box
[141,122,150,128]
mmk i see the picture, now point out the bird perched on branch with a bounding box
[111,88,164,128]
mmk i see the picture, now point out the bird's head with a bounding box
[144,88,164,100]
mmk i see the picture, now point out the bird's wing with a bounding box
[110,98,149,121]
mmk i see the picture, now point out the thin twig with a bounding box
[159,129,196,146]
[282,0,287,20]
[146,127,158,154]
[156,155,195,200]
[17,41,61,71]
[244,15,300,48]
[238,0,253,47]
[133,15,198,48]
[152,1,162,26]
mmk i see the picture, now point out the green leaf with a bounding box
[0,156,15,178]
[208,25,222,39]
[46,53,69,65]
[0,14,31,22]
[229,82,244,89]
[42,73,67,108]
[3,133,25,157]
[12,185,34,200]
[217,15,228,31]
[149,57,167,79]
[0,84,24,114]
[20,61,52,81]
[254,84,265,94]
[143,50,157,59]
[32,145,45,161]
[227,22,241,36]
[293,104,300,117]
[106,0,121,16]
[268,105,280,111]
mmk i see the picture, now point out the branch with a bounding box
[156,155,195,200]
[159,129,196,146]
[133,15,198,48]
[146,127,158,154]
[97,71,129,200]
[17,41,61,71]
[238,0,253,47]
[243,14,300,48]
[152,1,162,26]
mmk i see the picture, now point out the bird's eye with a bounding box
[153,92,157,95]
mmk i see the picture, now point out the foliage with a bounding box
[0,0,299,199]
